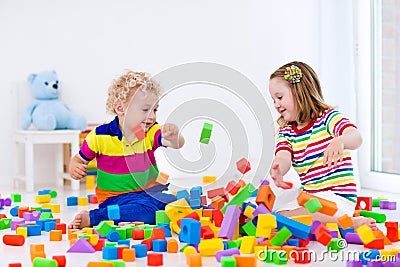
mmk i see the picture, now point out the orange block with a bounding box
[237,180,246,188]
[353,210,361,217]
[186,253,202,267]
[373,229,392,245]
[87,262,114,267]
[233,255,257,267]
[211,196,225,210]
[202,209,213,219]
[255,185,276,211]
[337,214,354,230]
[122,248,135,262]
[30,244,45,261]
[49,230,63,241]
[167,238,179,253]
[297,191,338,216]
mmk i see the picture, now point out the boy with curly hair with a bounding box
[69,70,184,229]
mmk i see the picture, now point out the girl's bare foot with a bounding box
[68,210,91,229]
[353,216,377,231]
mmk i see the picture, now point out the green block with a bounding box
[222,183,256,213]
[155,210,170,224]
[39,212,53,220]
[359,210,387,223]
[199,122,213,144]
[103,260,126,267]
[0,218,12,229]
[304,198,322,213]
[77,234,90,239]
[105,242,117,247]
[221,256,236,267]
[95,221,114,236]
[31,207,41,212]
[125,226,135,239]
[49,190,58,198]
[33,258,57,267]
[263,249,275,263]
[270,226,292,247]
[228,239,242,249]
[372,197,387,207]
[11,193,22,202]
[272,250,288,265]
[144,228,153,239]
[241,221,256,236]
[116,228,127,240]
[327,238,345,251]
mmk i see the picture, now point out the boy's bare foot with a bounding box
[68,210,91,229]
[353,216,377,231]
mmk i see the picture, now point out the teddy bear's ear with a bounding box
[27,74,37,84]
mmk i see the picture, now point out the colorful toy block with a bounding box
[338,214,354,230]
[122,248,135,262]
[304,198,322,213]
[297,191,338,216]
[148,252,163,266]
[233,255,257,267]
[270,226,292,247]
[3,234,25,246]
[35,194,51,204]
[107,205,120,220]
[131,123,145,140]
[30,243,46,261]
[32,258,57,267]
[347,260,363,267]
[203,175,217,183]
[315,224,332,246]
[256,214,276,238]
[156,171,169,185]
[16,227,28,238]
[344,232,364,245]
[78,197,89,206]
[226,180,241,195]
[49,230,62,241]
[359,210,387,223]
[198,238,224,256]
[236,158,251,174]
[200,122,213,144]
[186,253,202,267]
[211,196,225,210]
[66,196,78,206]
[216,248,240,262]
[221,183,256,213]
[385,221,398,242]
[67,238,96,253]
[255,185,276,212]
[364,238,384,250]
[272,212,311,240]
[106,230,120,242]
[183,246,197,256]
[180,218,201,245]
[356,224,376,244]
[152,239,167,252]
[165,198,193,222]
[289,215,313,226]
[167,238,179,253]
[221,256,236,267]
[218,205,241,239]
[11,193,21,203]
[131,244,147,258]
[52,255,66,267]
[86,175,96,189]
[355,196,372,211]
[87,262,114,267]
[240,236,257,254]
[292,247,312,264]
[102,246,118,260]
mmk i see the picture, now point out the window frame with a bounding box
[356,0,400,193]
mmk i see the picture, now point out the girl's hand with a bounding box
[323,137,344,168]
[270,163,292,189]
[162,123,179,141]
[69,155,88,180]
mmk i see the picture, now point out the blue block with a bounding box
[179,218,201,245]
[106,230,120,242]
[152,239,167,252]
[360,250,380,265]
[189,199,201,209]
[102,246,118,260]
[118,239,131,247]
[241,202,256,213]
[272,212,311,240]
[157,223,172,237]
[287,238,300,247]
[131,244,147,258]
[250,189,259,197]
[338,226,354,238]
[190,186,203,199]
[10,206,19,217]
[176,190,190,202]
[21,224,41,236]
[38,189,51,195]
[44,221,56,232]
[67,196,78,206]
[223,240,228,250]
[40,208,52,213]
[107,205,120,220]
[37,219,56,230]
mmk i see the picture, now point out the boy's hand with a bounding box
[69,154,88,180]
[323,137,344,168]
[270,163,292,189]
[161,123,184,148]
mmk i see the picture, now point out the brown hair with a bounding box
[106,70,161,115]
[270,61,331,128]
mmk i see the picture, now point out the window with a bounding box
[356,0,400,193]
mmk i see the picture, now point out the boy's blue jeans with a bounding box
[89,184,176,226]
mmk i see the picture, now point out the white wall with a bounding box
[0,0,357,189]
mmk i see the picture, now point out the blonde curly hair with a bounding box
[106,70,161,115]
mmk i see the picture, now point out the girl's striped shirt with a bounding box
[275,108,358,203]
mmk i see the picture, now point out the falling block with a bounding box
[198,238,224,256]
[131,124,145,141]
[355,196,372,211]
[255,185,275,212]
[156,172,169,185]
[165,198,193,222]
[199,122,213,144]
[270,226,292,247]
[202,176,217,183]
[226,180,241,195]
[297,191,338,216]
[236,158,251,174]
[338,214,354,230]
[218,205,241,240]
[304,198,322,213]
[222,183,256,213]
[355,224,376,244]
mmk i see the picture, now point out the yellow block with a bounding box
[289,215,312,226]
[198,238,224,256]
[86,175,96,190]
[42,203,61,213]
[183,246,197,256]
[326,223,341,238]
[16,227,28,238]
[380,249,396,262]
[244,206,255,219]
[170,221,181,234]
[355,224,375,244]
[232,223,239,240]
[88,234,99,245]
[165,198,193,222]
[199,217,219,237]
[240,236,257,254]
[254,246,266,260]
[256,214,276,238]
[35,194,51,204]
[83,227,94,234]
[78,197,89,206]
[202,176,217,183]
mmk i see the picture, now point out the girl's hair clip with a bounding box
[284,65,303,84]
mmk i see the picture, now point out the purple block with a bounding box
[218,205,241,240]
[330,230,338,238]
[215,248,240,262]
[252,203,270,217]
[310,220,322,234]
[380,200,389,209]
[11,218,25,230]
[367,261,383,267]
[257,237,267,244]
[345,232,363,245]
[260,180,269,186]
[388,201,397,210]
[4,198,12,206]
[0,198,4,207]
[347,260,363,267]
[23,211,41,221]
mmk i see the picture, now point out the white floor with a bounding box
[0,183,399,266]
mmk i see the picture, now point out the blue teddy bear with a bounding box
[21,70,87,131]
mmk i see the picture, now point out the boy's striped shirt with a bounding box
[275,109,357,203]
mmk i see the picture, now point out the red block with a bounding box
[315,224,332,246]
[207,187,226,199]
[0,214,7,219]
[177,212,200,227]
[364,238,384,250]
[385,221,399,242]
[118,246,129,259]
[132,229,145,240]
[131,124,146,141]
[151,228,166,240]
[292,247,312,264]
[141,238,153,250]
[212,209,224,227]
[226,180,241,195]
[92,238,105,251]
[8,264,22,267]
[236,158,251,174]
[355,196,372,211]
[200,226,214,239]
[55,223,67,234]
[298,237,310,247]
[52,255,66,267]
[148,253,163,266]
[89,195,98,204]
